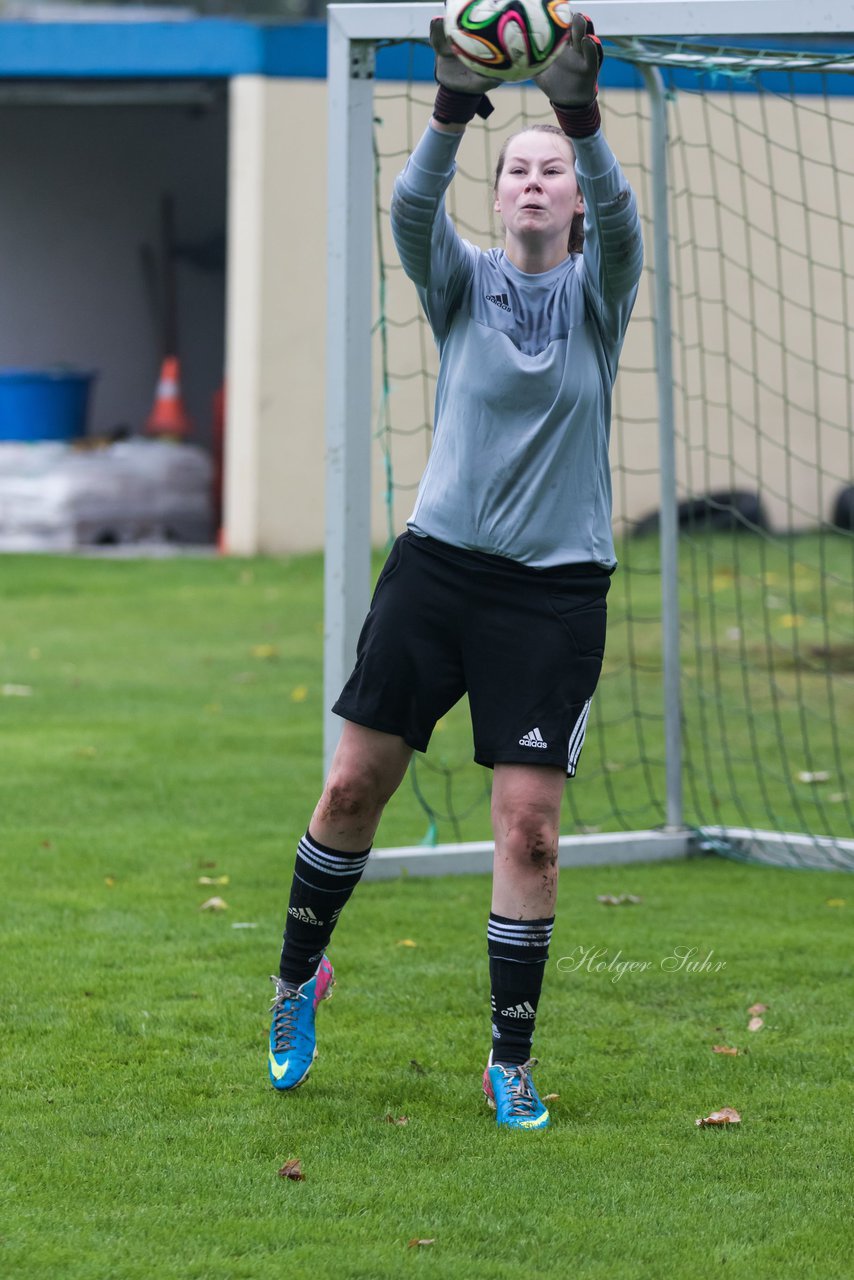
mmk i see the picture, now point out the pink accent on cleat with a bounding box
[483,1051,497,1108]
[312,954,335,1008]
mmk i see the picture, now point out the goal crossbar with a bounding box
[328,2,854,41]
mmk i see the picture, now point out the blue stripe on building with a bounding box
[0,20,849,95]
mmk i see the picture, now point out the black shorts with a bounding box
[332,532,613,774]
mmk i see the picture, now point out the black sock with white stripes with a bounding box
[278,830,370,988]
[487,912,555,1067]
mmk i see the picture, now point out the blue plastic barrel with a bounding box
[0,368,97,442]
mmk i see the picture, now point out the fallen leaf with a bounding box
[696,1107,741,1128]
[199,860,217,869]
[779,614,804,628]
[199,896,228,912]
[712,1045,739,1056]
[41,840,53,849]
[396,938,417,947]
[826,898,846,908]
[747,1003,768,1015]
[251,644,279,660]
[407,1239,435,1249]
[277,1159,304,1181]
[290,685,308,703]
[747,1016,764,1032]
[104,876,116,888]
[797,770,831,784]
[198,875,230,886]
[383,1113,409,1125]
[542,1093,560,1102]
[75,746,97,758]
[409,1059,427,1075]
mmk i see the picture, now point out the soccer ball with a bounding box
[444,0,573,83]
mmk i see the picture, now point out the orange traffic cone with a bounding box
[145,355,192,439]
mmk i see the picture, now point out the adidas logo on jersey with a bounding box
[288,905,323,926]
[519,727,548,749]
[485,291,511,312]
[500,1001,536,1019]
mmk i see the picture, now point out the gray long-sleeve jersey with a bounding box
[390,123,643,569]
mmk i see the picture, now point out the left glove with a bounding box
[430,16,495,125]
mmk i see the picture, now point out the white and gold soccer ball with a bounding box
[444,0,573,83]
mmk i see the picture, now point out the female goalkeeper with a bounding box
[268,13,643,1131]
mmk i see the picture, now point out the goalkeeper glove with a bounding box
[534,11,604,137]
[430,16,495,126]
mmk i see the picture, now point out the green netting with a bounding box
[369,39,854,869]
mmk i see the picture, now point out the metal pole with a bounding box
[324,14,376,779]
[641,64,683,831]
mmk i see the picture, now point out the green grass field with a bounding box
[1,550,852,1279]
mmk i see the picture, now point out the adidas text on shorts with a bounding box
[332,532,612,775]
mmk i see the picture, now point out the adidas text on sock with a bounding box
[278,831,370,987]
[487,912,554,1067]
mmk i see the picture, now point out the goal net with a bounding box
[325,2,854,872]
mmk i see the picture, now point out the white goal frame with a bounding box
[325,1,854,876]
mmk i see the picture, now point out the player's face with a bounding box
[494,131,583,262]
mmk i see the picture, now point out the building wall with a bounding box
[228,77,853,553]
[224,76,330,556]
[0,74,849,552]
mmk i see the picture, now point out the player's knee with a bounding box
[498,810,559,868]
[319,765,393,823]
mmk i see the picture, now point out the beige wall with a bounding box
[224,77,853,554]
[224,77,330,556]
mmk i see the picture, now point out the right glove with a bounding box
[430,16,495,125]
[533,11,604,106]
[534,11,604,137]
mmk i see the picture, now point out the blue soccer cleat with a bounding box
[483,1052,550,1130]
[268,955,335,1091]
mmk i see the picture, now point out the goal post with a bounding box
[325,1,854,874]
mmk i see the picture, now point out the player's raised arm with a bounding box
[389,17,491,331]
[534,12,643,341]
